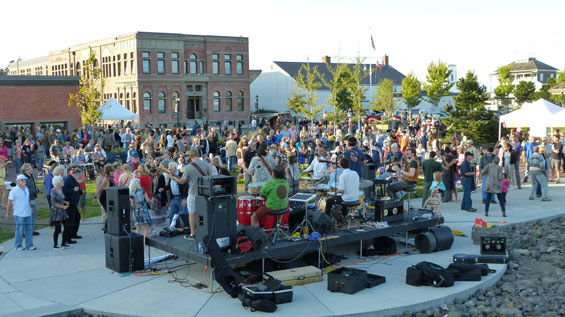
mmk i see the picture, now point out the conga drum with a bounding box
[237,196,256,225]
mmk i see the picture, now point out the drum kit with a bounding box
[314,181,367,227]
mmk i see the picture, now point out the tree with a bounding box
[68,52,105,126]
[444,71,497,144]
[286,89,307,114]
[371,78,394,115]
[290,62,323,126]
[556,70,565,84]
[320,62,353,124]
[400,73,421,109]
[348,56,370,127]
[533,78,555,101]
[494,65,514,108]
[513,81,536,104]
[422,60,454,107]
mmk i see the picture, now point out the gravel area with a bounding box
[406,215,565,317]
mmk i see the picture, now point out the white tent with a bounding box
[499,99,565,137]
[101,98,138,121]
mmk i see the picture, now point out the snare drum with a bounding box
[316,183,331,196]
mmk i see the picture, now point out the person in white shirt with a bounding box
[166,131,175,150]
[5,174,35,250]
[323,158,360,217]
[304,149,328,180]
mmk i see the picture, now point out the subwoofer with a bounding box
[106,186,131,236]
[105,233,144,273]
[195,195,237,250]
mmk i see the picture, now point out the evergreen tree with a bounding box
[400,73,421,109]
[68,52,105,126]
[514,81,536,104]
[423,60,454,107]
[444,71,497,143]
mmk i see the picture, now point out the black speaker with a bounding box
[106,186,131,236]
[105,233,144,273]
[237,224,268,250]
[308,210,333,234]
[195,195,237,249]
[363,163,376,180]
[480,235,506,255]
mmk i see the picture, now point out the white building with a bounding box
[490,57,558,92]
[251,56,406,114]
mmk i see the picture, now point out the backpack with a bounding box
[529,155,542,169]
[406,261,454,287]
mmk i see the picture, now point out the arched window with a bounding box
[143,92,151,112]
[237,91,244,111]
[190,54,197,74]
[213,91,220,112]
[75,62,81,76]
[225,91,232,112]
[126,92,130,110]
[158,92,166,113]
[172,92,180,113]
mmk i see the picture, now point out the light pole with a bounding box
[173,95,180,127]
[255,94,259,113]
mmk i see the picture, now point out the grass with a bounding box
[0,179,101,245]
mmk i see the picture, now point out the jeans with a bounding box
[168,196,187,223]
[228,156,237,172]
[461,177,473,209]
[481,176,496,202]
[30,200,37,230]
[14,215,33,248]
[37,155,45,173]
[15,158,21,174]
[485,193,505,213]
[530,170,548,199]
[421,181,432,208]
[513,163,521,188]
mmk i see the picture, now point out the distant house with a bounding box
[250,55,405,114]
[491,57,558,92]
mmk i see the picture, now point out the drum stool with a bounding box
[340,200,361,229]
[404,185,418,213]
[270,207,291,243]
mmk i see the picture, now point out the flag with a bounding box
[370,35,375,51]
[376,62,382,70]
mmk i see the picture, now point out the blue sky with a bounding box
[2,0,564,90]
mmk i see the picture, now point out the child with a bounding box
[424,171,446,215]
[500,172,509,213]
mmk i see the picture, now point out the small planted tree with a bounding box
[68,51,105,125]
[401,73,421,110]
[371,78,395,117]
[348,56,370,127]
[494,65,514,109]
[423,60,454,108]
[290,63,323,127]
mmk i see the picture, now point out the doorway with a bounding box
[187,97,201,120]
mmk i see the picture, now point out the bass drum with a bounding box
[318,196,329,213]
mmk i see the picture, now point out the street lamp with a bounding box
[173,95,180,127]
[255,94,259,113]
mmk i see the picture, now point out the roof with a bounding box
[0,76,80,86]
[549,83,565,93]
[273,61,405,89]
[505,58,558,72]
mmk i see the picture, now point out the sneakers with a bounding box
[541,197,551,201]
[61,244,72,248]
[54,246,63,250]
[186,234,196,240]
[28,246,36,250]
[529,197,535,200]
[16,247,25,251]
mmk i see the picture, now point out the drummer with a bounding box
[323,158,360,216]
[251,165,289,227]
[246,143,276,184]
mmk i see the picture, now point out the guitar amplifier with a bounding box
[480,235,507,255]
[374,198,404,223]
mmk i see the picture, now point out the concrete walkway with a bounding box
[1,182,563,317]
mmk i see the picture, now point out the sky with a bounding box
[2,0,564,90]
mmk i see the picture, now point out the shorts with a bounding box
[253,205,274,221]
[187,195,196,214]
[79,193,86,208]
[551,159,562,170]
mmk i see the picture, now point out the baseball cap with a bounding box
[161,159,170,165]
[16,174,27,181]
[269,144,278,150]
[56,129,61,132]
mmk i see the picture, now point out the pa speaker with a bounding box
[195,195,237,249]
[106,186,131,236]
[308,210,333,234]
[105,233,144,273]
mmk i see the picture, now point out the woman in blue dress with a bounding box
[129,178,151,242]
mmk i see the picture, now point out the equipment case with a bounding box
[266,266,322,286]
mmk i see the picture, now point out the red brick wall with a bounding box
[0,85,82,130]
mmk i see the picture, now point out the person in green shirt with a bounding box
[251,165,289,227]
[421,151,443,208]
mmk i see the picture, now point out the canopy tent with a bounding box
[101,98,138,121]
[499,99,565,137]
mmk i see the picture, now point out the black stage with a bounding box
[146,215,443,267]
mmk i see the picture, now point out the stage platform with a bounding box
[146,214,443,268]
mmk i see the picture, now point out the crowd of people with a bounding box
[1,109,562,250]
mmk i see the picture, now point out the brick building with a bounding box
[8,32,253,127]
[0,76,81,131]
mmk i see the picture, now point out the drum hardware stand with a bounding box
[289,193,317,235]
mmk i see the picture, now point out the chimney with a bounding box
[382,55,389,66]
[322,56,331,64]
[528,57,536,62]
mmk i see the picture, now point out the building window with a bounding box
[540,73,544,82]
[236,54,243,75]
[237,91,244,111]
[213,91,220,112]
[126,92,130,110]
[133,92,137,113]
[171,52,179,74]
[225,91,232,112]
[224,54,232,75]
[143,92,151,112]
[190,54,197,74]
[212,54,219,75]
[131,59,136,74]
[184,60,188,74]
[124,60,128,75]
[157,52,165,74]
[199,61,204,74]
[172,92,180,113]
[158,92,166,113]
[142,52,150,74]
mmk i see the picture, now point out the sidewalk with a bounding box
[0,182,563,317]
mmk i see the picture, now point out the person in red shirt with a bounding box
[397,130,409,153]
[135,164,152,198]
